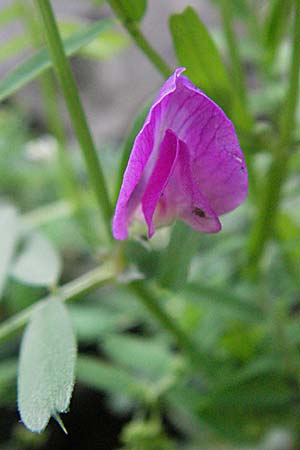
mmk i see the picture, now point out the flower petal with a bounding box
[162,74,248,215]
[112,68,248,240]
[161,133,221,233]
[112,68,185,240]
[142,129,178,238]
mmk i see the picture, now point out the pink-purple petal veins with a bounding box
[112,68,248,240]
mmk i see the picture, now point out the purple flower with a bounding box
[113,68,248,240]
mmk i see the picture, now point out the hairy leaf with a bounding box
[11,232,62,287]
[0,205,19,298]
[18,298,76,433]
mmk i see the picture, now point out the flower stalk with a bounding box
[0,262,116,343]
[34,0,113,239]
[108,0,172,78]
[130,281,216,375]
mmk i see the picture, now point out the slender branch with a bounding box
[130,281,217,376]
[108,0,172,78]
[246,0,300,275]
[34,0,113,239]
[18,1,97,247]
[220,0,247,105]
[0,262,116,343]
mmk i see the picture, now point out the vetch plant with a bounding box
[0,0,300,449]
[113,68,248,240]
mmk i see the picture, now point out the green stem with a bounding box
[246,0,300,275]
[219,1,258,202]
[19,1,97,247]
[130,281,216,376]
[220,0,247,105]
[0,262,116,343]
[108,0,172,78]
[34,0,113,239]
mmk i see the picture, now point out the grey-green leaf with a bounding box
[77,355,145,400]
[0,19,111,101]
[0,204,19,298]
[169,7,231,108]
[18,298,76,433]
[11,232,62,287]
[103,334,174,379]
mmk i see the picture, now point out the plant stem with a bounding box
[130,281,216,376]
[246,0,300,275]
[0,262,116,343]
[34,0,113,239]
[108,0,172,78]
[18,1,97,247]
[220,0,247,105]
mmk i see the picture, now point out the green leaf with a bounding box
[0,204,19,299]
[77,355,146,400]
[0,4,21,27]
[182,282,261,322]
[70,305,133,342]
[11,232,62,287]
[103,334,174,379]
[0,34,31,63]
[80,29,129,60]
[115,0,147,22]
[0,19,111,101]
[169,7,231,108]
[18,298,76,433]
[58,21,129,60]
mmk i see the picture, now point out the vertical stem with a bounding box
[220,0,248,105]
[219,2,258,203]
[108,0,172,78]
[130,281,216,377]
[19,1,99,246]
[34,0,113,239]
[246,0,300,275]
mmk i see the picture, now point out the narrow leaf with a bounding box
[169,7,231,108]
[0,205,19,298]
[11,232,62,287]
[0,34,31,63]
[18,298,76,433]
[77,355,146,400]
[183,282,261,322]
[0,4,21,27]
[0,19,111,101]
[103,334,174,379]
[58,21,129,60]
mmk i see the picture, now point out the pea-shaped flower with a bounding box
[113,68,248,240]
